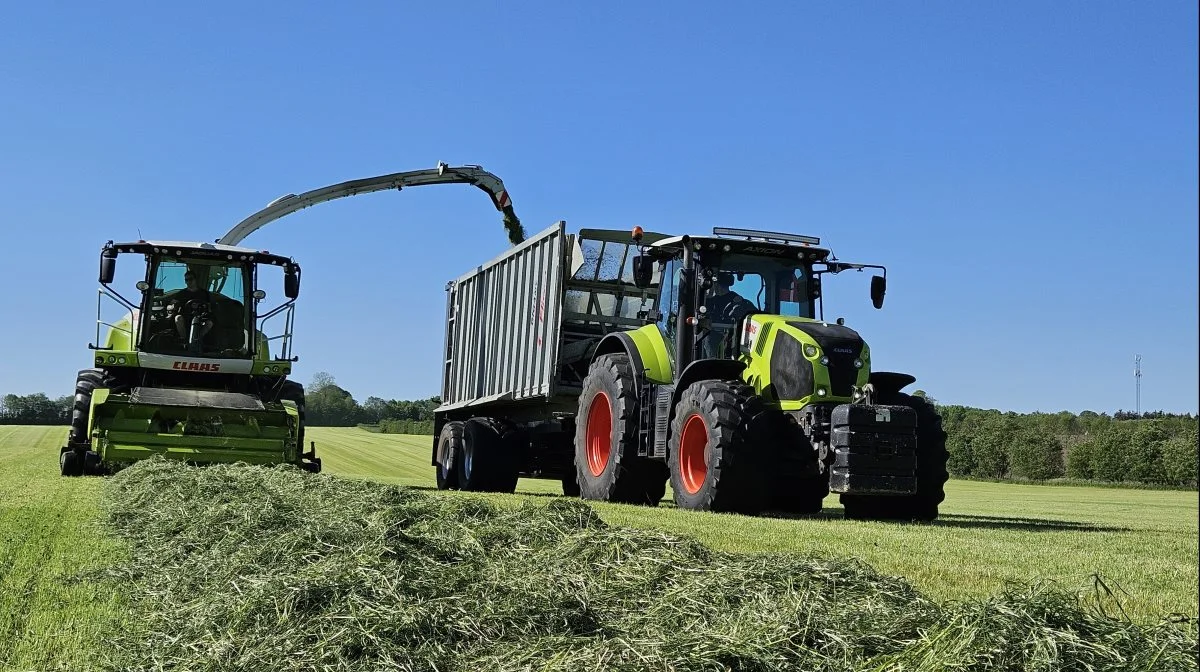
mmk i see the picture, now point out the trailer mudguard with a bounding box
[591,324,673,386]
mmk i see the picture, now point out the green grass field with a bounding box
[2,425,1196,670]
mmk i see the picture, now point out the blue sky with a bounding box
[1,2,1196,414]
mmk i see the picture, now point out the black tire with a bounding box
[840,392,949,521]
[435,421,464,490]
[574,354,668,506]
[276,380,307,457]
[771,471,830,515]
[668,380,767,514]
[561,476,581,497]
[458,417,520,493]
[68,368,117,448]
[60,448,84,477]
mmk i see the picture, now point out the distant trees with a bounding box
[0,393,72,425]
[303,371,438,434]
[938,403,1197,488]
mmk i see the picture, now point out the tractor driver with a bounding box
[167,270,215,349]
[705,271,756,323]
[702,271,756,358]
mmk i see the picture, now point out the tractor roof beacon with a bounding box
[432,223,949,522]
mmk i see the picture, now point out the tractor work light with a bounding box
[712,227,820,245]
[804,344,819,358]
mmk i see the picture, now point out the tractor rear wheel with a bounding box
[435,421,464,490]
[457,417,520,493]
[574,354,667,506]
[840,392,949,521]
[668,380,767,514]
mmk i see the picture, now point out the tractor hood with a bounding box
[742,315,871,409]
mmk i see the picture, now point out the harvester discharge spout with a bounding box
[218,162,525,247]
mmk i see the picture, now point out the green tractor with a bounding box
[60,239,319,476]
[572,226,949,520]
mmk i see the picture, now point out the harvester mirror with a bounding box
[870,275,886,309]
[99,249,117,284]
[284,267,301,299]
[631,256,654,288]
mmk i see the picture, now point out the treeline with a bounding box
[303,372,438,434]
[0,393,73,425]
[937,402,1198,488]
[4,381,1196,488]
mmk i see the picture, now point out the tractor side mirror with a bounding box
[870,275,886,309]
[99,249,117,284]
[631,256,654,288]
[284,266,301,299]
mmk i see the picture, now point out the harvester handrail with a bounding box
[218,162,524,247]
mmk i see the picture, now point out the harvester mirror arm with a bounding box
[816,262,887,276]
[217,162,524,247]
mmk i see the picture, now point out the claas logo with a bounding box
[172,361,222,372]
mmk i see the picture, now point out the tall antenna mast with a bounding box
[1134,354,1142,416]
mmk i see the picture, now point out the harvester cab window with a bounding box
[143,260,251,356]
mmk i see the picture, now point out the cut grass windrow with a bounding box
[99,459,1198,672]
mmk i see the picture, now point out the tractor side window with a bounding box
[657,257,680,340]
[777,269,810,317]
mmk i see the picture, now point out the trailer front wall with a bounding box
[440,222,566,411]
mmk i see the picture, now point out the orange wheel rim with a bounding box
[585,392,613,477]
[679,414,709,494]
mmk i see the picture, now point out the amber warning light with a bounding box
[631,226,644,242]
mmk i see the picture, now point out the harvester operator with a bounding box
[167,270,215,350]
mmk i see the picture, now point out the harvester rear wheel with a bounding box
[59,448,83,477]
[574,354,667,506]
[668,380,767,514]
[435,421,464,490]
[839,392,949,522]
[458,418,520,493]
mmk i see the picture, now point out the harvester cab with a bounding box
[60,239,319,477]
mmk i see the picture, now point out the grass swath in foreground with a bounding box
[100,458,1198,672]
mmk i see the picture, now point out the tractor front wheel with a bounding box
[668,380,767,514]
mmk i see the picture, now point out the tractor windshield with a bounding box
[140,257,252,357]
[708,253,813,320]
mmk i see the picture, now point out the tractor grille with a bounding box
[786,321,863,398]
[770,332,813,400]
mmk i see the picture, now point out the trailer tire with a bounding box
[574,354,665,506]
[458,418,520,493]
[668,380,767,514]
[435,421,464,490]
[840,392,948,522]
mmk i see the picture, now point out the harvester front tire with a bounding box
[276,380,307,459]
[435,421,464,490]
[840,392,949,522]
[574,354,667,506]
[668,380,767,514]
[458,418,520,493]
[67,368,117,448]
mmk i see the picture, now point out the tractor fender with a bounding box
[869,371,917,396]
[668,358,749,427]
[591,326,673,387]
